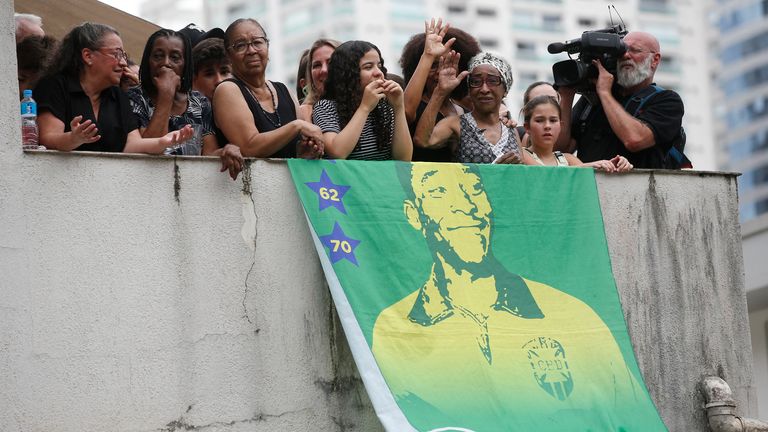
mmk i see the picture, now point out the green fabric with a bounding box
[289,159,667,432]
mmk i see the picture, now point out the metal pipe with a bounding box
[700,376,768,432]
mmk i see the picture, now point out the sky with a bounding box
[99,0,142,17]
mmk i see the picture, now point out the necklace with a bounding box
[245,81,282,128]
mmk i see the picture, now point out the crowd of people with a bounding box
[15,12,688,179]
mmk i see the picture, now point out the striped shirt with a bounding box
[313,99,394,161]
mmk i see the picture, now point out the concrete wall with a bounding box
[0,2,757,431]
[744,216,768,417]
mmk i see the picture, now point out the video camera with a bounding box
[548,24,627,93]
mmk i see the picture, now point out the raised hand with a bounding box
[436,51,468,97]
[360,79,386,112]
[424,17,455,58]
[69,115,101,146]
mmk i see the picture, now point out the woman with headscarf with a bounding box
[35,22,191,153]
[413,51,531,164]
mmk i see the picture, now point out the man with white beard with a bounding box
[555,32,685,168]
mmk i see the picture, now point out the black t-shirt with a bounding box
[571,85,684,168]
[35,74,138,152]
[409,100,453,162]
[214,78,297,158]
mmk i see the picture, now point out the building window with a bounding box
[477,8,496,17]
[517,41,536,59]
[578,18,595,27]
[448,4,466,13]
[542,14,562,31]
[480,38,499,48]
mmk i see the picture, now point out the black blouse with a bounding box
[214,78,297,158]
[35,74,138,152]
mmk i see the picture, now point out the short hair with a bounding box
[224,18,267,49]
[192,37,229,74]
[399,27,480,99]
[522,95,561,123]
[44,22,118,79]
[523,81,555,105]
[304,38,340,105]
[14,13,42,39]
[17,35,57,73]
[139,29,194,94]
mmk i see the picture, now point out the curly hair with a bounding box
[323,40,393,150]
[304,38,340,105]
[139,29,193,95]
[17,35,58,73]
[43,22,118,79]
[399,27,480,99]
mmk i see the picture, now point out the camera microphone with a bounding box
[547,38,582,54]
[547,42,566,54]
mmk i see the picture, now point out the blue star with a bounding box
[319,222,361,266]
[304,169,351,214]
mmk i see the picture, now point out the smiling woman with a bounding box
[34,22,192,154]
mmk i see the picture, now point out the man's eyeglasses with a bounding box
[626,46,657,55]
[97,48,128,63]
[230,38,269,54]
[468,75,503,88]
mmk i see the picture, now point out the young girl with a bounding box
[312,40,412,161]
[523,95,632,171]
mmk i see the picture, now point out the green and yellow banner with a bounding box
[288,159,666,432]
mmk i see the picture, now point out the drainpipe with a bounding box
[700,376,768,432]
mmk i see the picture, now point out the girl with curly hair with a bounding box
[312,40,412,161]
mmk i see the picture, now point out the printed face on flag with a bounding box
[405,164,491,265]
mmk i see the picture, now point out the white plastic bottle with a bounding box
[20,89,38,150]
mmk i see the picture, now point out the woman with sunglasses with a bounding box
[35,23,192,153]
[413,51,533,164]
[212,19,323,159]
[312,40,412,161]
[127,29,215,156]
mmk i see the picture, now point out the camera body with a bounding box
[549,25,627,93]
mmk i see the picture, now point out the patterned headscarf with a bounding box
[467,52,514,96]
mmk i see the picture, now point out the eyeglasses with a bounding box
[230,38,269,54]
[626,46,657,55]
[468,75,503,88]
[97,48,128,63]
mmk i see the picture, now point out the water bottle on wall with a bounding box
[20,89,38,150]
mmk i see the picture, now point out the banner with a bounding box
[288,159,667,432]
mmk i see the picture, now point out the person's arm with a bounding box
[139,68,179,138]
[413,51,466,149]
[593,60,655,152]
[403,18,455,126]
[213,81,320,157]
[38,113,101,151]
[555,86,578,153]
[319,80,386,159]
[382,79,413,161]
[123,126,193,154]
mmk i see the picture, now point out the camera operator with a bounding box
[555,32,684,169]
